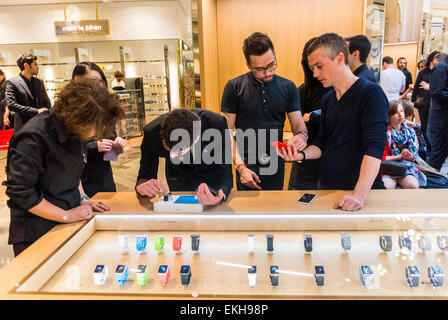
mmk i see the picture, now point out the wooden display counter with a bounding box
[0,189,448,300]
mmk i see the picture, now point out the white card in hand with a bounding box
[104,149,119,161]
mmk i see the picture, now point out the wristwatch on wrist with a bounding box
[428,265,444,287]
[297,151,307,164]
[248,265,257,287]
[379,234,392,252]
[304,234,313,253]
[136,264,149,286]
[298,131,308,139]
[269,266,279,287]
[314,265,325,287]
[80,193,89,201]
[266,234,274,253]
[405,266,420,288]
[180,265,192,287]
[341,234,351,252]
[93,264,108,285]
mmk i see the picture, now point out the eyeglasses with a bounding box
[251,61,277,75]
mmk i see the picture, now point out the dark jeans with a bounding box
[427,108,448,170]
[13,241,33,257]
[417,104,430,149]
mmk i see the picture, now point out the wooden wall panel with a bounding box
[383,42,419,84]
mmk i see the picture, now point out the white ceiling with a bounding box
[0,0,172,5]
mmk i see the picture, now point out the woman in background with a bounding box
[72,62,127,198]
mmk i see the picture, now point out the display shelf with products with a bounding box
[116,89,144,138]
[1,190,448,299]
[143,74,169,119]
[44,79,70,104]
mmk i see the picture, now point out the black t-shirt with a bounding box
[221,72,300,165]
[6,111,87,244]
[314,78,388,190]
[353,64,375,83]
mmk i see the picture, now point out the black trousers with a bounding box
[417,104,430,148]
[288,159,320,190]
[236,161,285,190]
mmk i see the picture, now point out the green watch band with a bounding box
[155,235,165,251]
[136,265,149,286]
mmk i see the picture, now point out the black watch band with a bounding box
[270,275,279,287]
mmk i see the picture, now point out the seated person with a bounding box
[135,108,233,206]
[401,99,428,160]
[5,79,123,256]
[382,100,426,189]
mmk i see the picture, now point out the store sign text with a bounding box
[54,20,110,36]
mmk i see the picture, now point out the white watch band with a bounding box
[248,274,257,287]
[247,234,255,253]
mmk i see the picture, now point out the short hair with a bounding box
[345,34,371,63]
[160,109,201,150]
[17,53,37,71]
[418,59,427,68]
[307,33,349,65]
[401,99,414,118]
[72,61,108,87]
[114,70,125,78]
[397,57,407,64]
[243,32,276,65]
[52,78,123,140]
[383,56,393,65]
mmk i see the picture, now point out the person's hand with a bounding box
[302,113,310,123]
[136,179,169,198]
[400,148,414,161]
[97,139,114,152]
[38,108,49,114]
[287,134,307,152]
[112,136,126,149]
[196,183,225,205]
[81,200,110,213]
[237,165,262,190]
[275,146,302,162]
[409,84,414,90]
[420,81,430,91]
[333,194,365,212]
[65,205,93,222]
[3,115,10,127]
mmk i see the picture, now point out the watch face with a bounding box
[138,265,147,273]
[315,266,325,275]
[408,266,419,275]
[94,265,105,273]
[115,265,125,273]
[180,265,191,274]
[158,265,168,273]
[431,266,443,275]
[248,265,257,274]
[270,266,279,274]
[361,266,372,275]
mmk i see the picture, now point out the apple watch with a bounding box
[180,265,192,287]
[173,234,183,252]
[436,234,448,251]
[114,264,129,286]
[154,234,165,252]
[93,264,108,285]
[163,192,172,201]
[304,234,312,253]
[417,233,431,251]
[247,234,255,253]
[428,265,444,287]
[379,234,392,252]
[405,266,420,288]
[269,265,279,287]
[118,234,130,253]
[266,234,274,253]
[359,265,373,287]
[399,234,412,250]
[341,234,351,252]
[314,265,325,287]
[248,265,257,287]
[136,264,149,286]
[136,235,147,252]
[191,234,200,252]
[158,264,171,286]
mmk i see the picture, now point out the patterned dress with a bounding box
[384,123,420,179]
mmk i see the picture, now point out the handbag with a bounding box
[379,160,408,177]
[0,125,14,150]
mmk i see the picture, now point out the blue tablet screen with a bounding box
[174,196,200,204]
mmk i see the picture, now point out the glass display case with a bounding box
[143,74,169,120]
[116,89,145,138]
[1,190,448,300]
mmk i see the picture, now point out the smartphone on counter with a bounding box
[298,193,316,205]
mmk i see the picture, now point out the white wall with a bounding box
[0,1,188,44]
